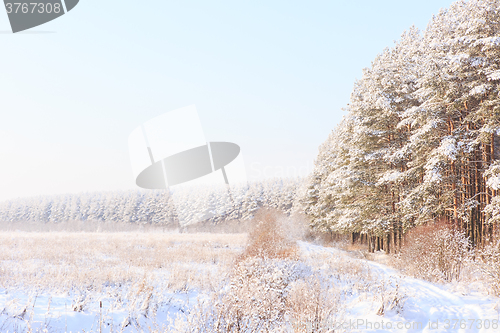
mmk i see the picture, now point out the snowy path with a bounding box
[299,241,500,333]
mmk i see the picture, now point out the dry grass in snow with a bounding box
[0,232,246,292]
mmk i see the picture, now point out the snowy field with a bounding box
[0,232,246,332]
[0,231,499,332]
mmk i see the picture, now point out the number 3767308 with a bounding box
[5,3,62,14]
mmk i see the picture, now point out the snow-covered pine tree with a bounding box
[306,0,500,249]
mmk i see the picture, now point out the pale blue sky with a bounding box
[0,0,456,201]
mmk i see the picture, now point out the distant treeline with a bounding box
[0,178,305,228]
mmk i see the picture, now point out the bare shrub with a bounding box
[395,224,470,282]
[173,209,309,332]
[241,209,299,260]
[376,279,406,317]
[223,258,307,331]
[172,209,351,332]
[287,275,341,332]
[174,261,307,332]
[477,241,500,296]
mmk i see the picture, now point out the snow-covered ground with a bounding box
[299,241,500,333]
[0,233,499,332]
[0,288,202,332]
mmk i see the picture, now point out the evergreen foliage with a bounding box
[305,0,500,250]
